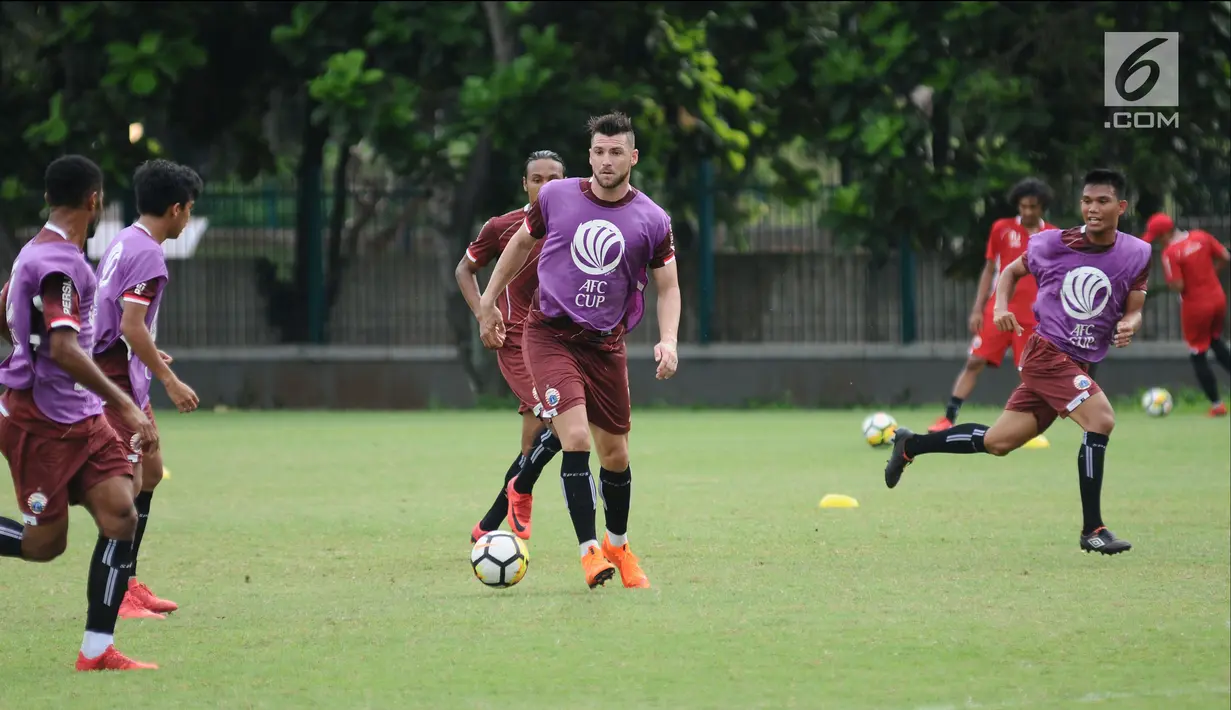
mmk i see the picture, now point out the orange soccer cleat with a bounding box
[927,417,953,433]
[125,578,178,614]
[581,544,618,589]
[118,594,165,620]
[1210,402,1228,417]
[602,535,651,589]
[75,645,158,671]
[505,478,534,540]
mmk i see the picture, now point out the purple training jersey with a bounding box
[526,178,675,333]
[0,225,104,424]
[1028,226,1152,363]
[93,223,169,408]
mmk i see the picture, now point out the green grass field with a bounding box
[0,407,1228,710]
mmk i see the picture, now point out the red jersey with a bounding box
[464,206,544,336]
[1162,229,1229,305]
[986,216,1057,317]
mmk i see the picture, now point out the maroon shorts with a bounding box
[1180,299,1226,353]
[970,304,1035,368]
[522,310,631,435]
[1005,333,1103,433]
[496,335,540,416]
[104,400,157,464]
[0,389,132,527]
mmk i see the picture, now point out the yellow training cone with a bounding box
[1022,435,1051,450]
[162,467,172,480]
[819,494,859,509]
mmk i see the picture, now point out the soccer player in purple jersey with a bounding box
[94,159,202,619]
[0,155,161,670]
[883,169,1151,555]
[477,112,682,589]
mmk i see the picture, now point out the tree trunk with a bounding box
[325,137,353,314]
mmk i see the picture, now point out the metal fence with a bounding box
[3,183,1228,349]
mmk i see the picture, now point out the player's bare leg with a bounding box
[553,405,616,588]
[591,424,649,588]
[885,409,1038,489]
[121,452,178,617]
[506,415,562,540]
[1067,392,1132,555]
[7,514,70,562]
[931,356,987,431]
[76,475,158,671]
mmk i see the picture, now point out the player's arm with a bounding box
[479,225,536,311]
[992,254,1029,334]
[41,276,158,449]
[650,223,680,380]
[970,259,997,313]
[1114,267,1149,347]
[1209,235,1230,272]
[119,284,198,412]
[1161,251,1183,293]
[456,220,499,317]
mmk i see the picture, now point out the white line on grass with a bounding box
[911,685,1230,710]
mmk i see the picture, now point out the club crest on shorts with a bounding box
[26,491,47,515]
[1073,374,1092,391]
[969,335,983,353]
[544,388,561,408]
[129,432,142,452]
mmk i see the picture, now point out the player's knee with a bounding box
[142,464,164,491]
[555,424,590,452]
[22,533,68,562]
[964,357,988,373]
[1084,414,1115,436]
[95,504,138,541]
[597,446,629,473]
[983,436,1016,457]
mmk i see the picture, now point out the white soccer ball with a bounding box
[1141,387,1174,417]
[471,531,529,588]
[861,412,898,447]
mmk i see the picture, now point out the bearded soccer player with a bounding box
[0,155,161,670]
[930,179,1058,444]
[1145,213,1231,417]
[884,169,1151,556]
[459,150,566,542]
[93,160,202,619]
[477,112,681,589]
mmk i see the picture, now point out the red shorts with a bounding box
[1180,299,1227,353]
[522,310,631,435]
[0,389,132,526]
[970,305,1035,368]
[496,334,540,416]
[1005,334,1102,433]
[104,400,157,464]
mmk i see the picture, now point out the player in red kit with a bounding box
[458,150,566,542]
[929,179,1058,446]
[1146,213,1231,416]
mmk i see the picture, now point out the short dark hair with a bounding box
[587,111,635,147]
[134,159,203,216]
[525,150,565,176]
[1007,177,1053,210]
[1083,169,1127,199]
[45,155,104,209]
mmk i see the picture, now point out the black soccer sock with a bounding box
[904,423,988,458]
[512,428,562,495]
[479,454,525,531]
[131,491,154,576]
[944,396,964,423]
[1078,432,1109,535]
[1191,352,1221,405]
[599,467,632,537]
[0,516,24,558]
[85,536,134,636]
[1210,340,1231,373]
[559,451,598,545]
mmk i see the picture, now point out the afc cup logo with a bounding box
[26,491,48,515]
[570,219,625,276]
[1073,375,1092,391]
[1060,266,1112,321]
[544,388,561,408]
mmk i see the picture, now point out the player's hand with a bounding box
[993,309,1022,335]
[1114,314,1141,348]
[478,300,506,350]
[968,310,983,335]
[158,350,173,365]
[165,377,199,413]
[121,402,160,454]
[654,340,678,380]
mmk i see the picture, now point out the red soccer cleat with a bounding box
[125,578,178,614]
[927,417,953,433]
[505,477,534,540]
[1210,402,1228,417]
[75,645,158,671]
[118,594,165,620]
[471,522,492,543]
